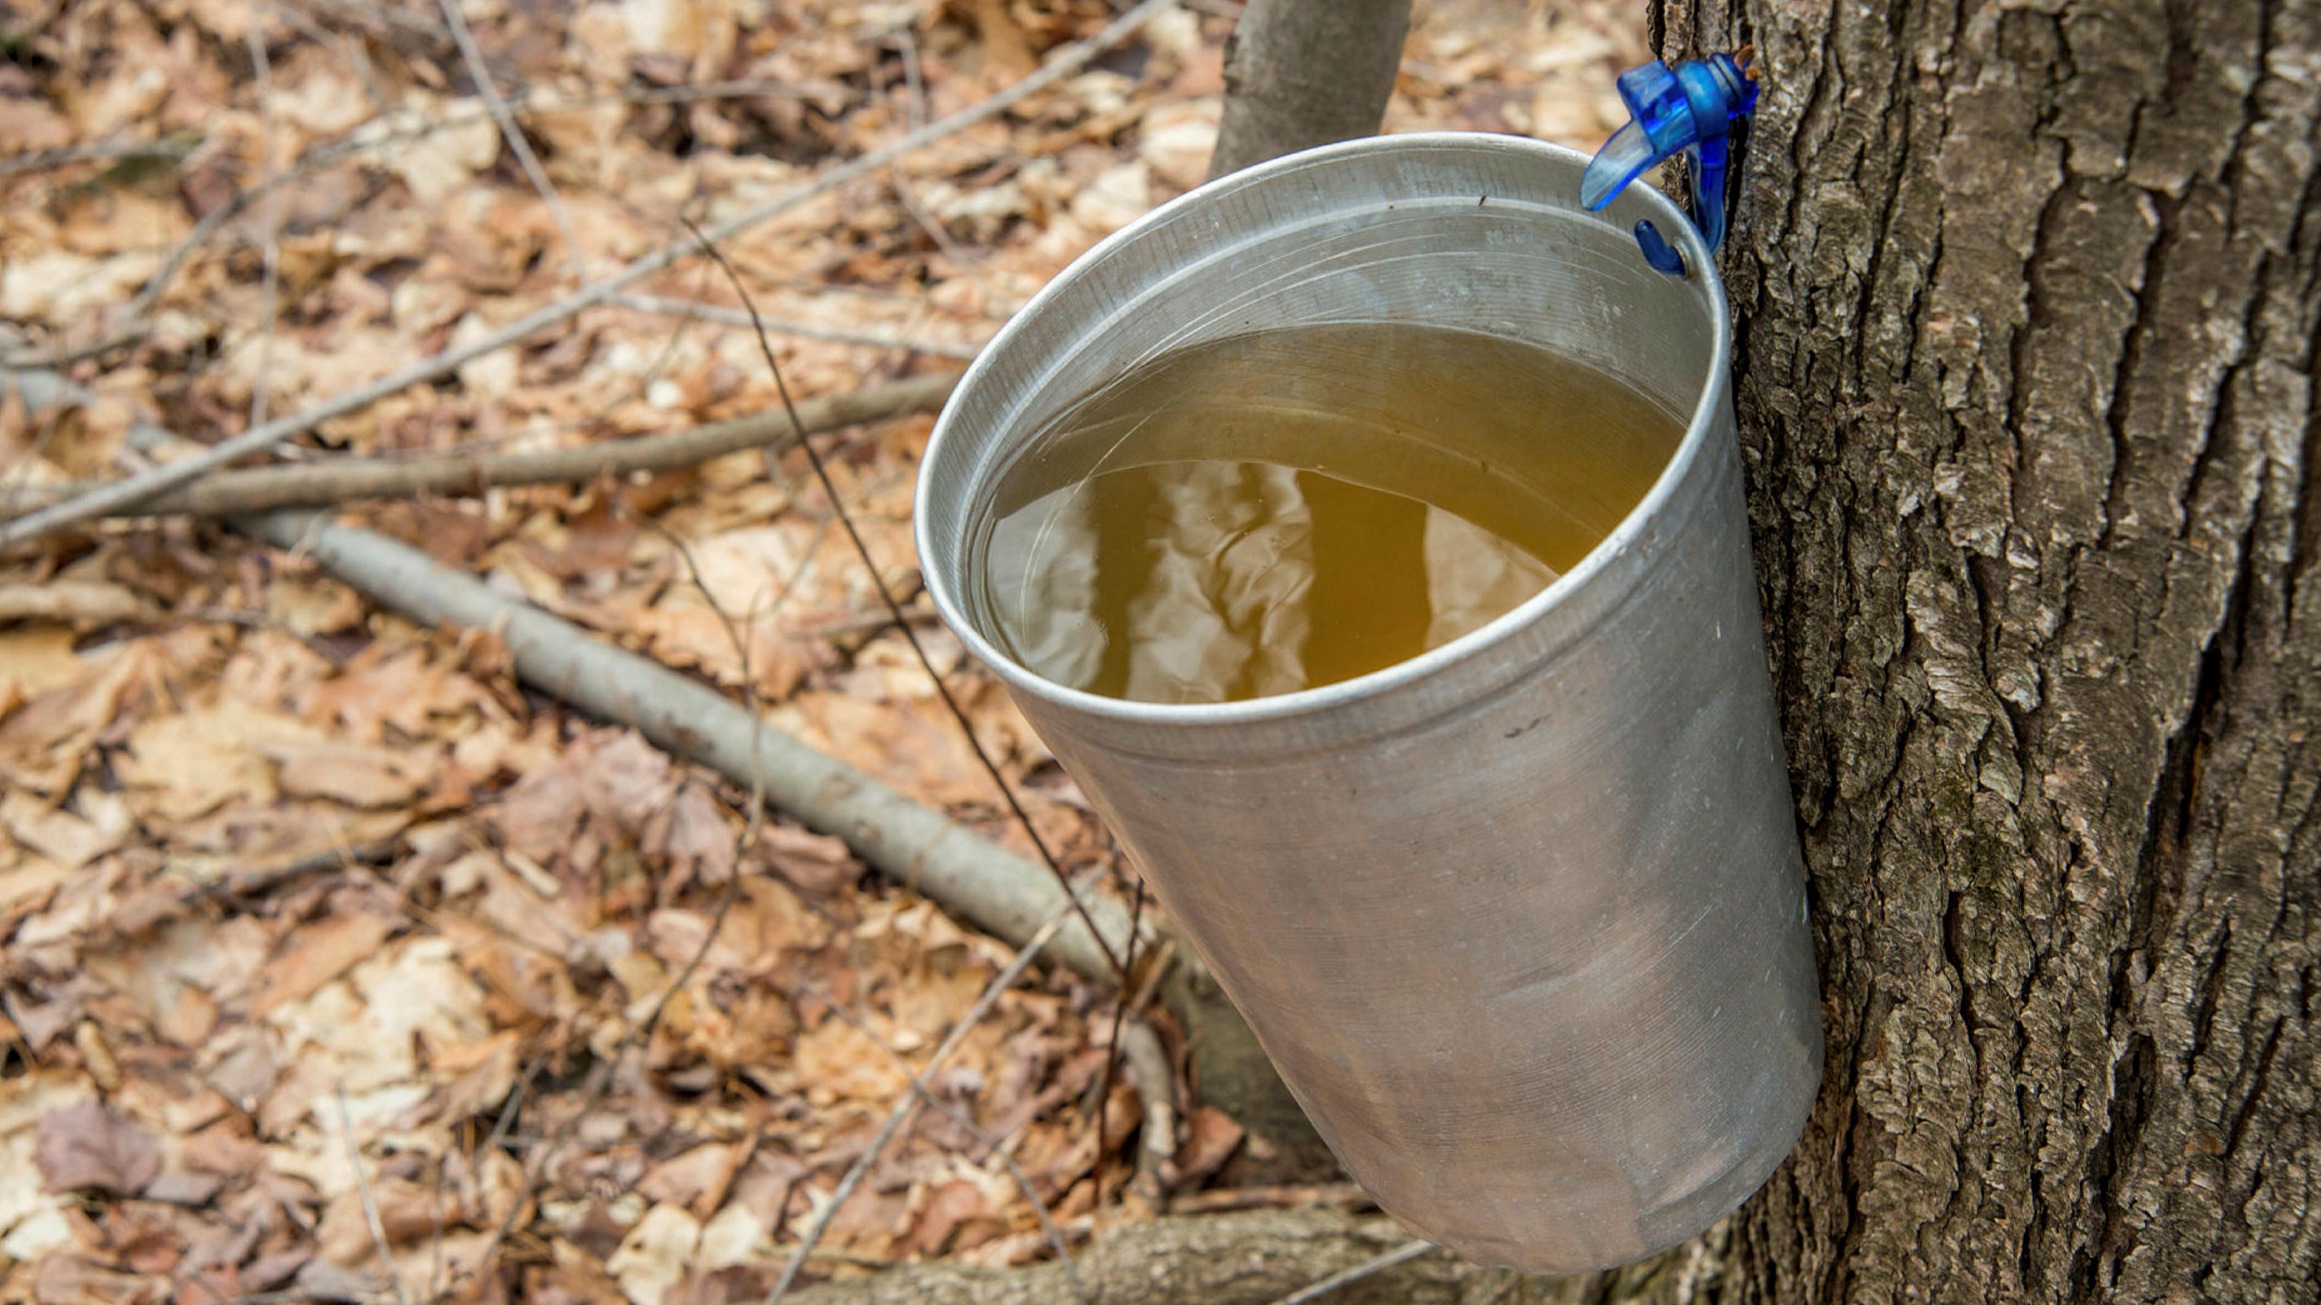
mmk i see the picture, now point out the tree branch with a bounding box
[3,368,1137,984]
[780,1208,1517,1305]
[1,372,958,519]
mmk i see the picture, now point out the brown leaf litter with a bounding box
[0,0,1640,1300]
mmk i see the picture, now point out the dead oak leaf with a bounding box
[34,1100,161,1197]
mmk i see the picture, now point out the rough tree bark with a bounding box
[1189,0,2319,1299]
[1636,1,2321,1301]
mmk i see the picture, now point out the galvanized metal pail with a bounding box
[914,133,1821,1273]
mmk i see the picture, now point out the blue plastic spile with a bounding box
[1581,52,1757,253]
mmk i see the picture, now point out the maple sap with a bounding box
[968,322,1685,704]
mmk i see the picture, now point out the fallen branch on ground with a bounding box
[1,372,957,520]
[0,0,1175,549]
[0,136,199,180]
[243,506,1137,980]
[780,1208,1512,1305]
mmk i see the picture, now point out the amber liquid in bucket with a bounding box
[971,323,1684,704]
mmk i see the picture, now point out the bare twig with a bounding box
[891,28,980,271]
[1117,1017,1178,1206]
[433,0,585,278]
[773,1208,1479,1305]
[2,372,958,519]
[95,77,836,346]
[1266,1239,1436,1305]
[335,1085,415,1305]
[0,136,198,180]
[684,219,1127,982]
[244,27,283,431]
[764,907,1077,1304]
[609,294,985,359]
[795,985,1086,1301]
[0,0,1177,549]
[1091,882,1151,1210]
[260,507,1139,976]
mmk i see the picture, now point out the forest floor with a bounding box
[0,2,1642,1301]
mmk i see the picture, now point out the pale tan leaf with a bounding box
[1,791,129,870]
[252,912,395,1019]
[261,739,428,808]
[0,581,157,628]
[604,1202,701,1305]
[117,706,319,822]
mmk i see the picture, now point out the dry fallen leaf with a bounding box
[604,1202,702,1305]
[117,706,320,822]
[0,580,158,627]
[262,739,429,808]
[754,824,857,897]
[34,1100,162,1197]
[1172,1105,1246,1187]
[252,911,395,1019]
[906,1177,1000,1256]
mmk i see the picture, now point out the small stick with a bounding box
[1090,882,1150,1209]
[1266,1238,1435,1305]
[1165,1183,1373,1216]
[795,985,1087,1301]
[243,27,283,430]
[1,372,959,520]
[762,907,1075,1304]
[1116,1017,1178,1205]
[0,137,198,180]
[0,0,1177,549]
[90,76,831,347]
[433,0,586,279]
[334,1085,415,1305]
[6,376,1139,979]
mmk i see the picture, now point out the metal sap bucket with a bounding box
[915,134,1821,1272]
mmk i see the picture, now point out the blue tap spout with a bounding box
[1580,52,1758,253]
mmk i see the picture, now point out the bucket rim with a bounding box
[914,130,1732,727]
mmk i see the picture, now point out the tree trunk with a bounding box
[1207,0,1415,179]
[1641,0,2321,1300]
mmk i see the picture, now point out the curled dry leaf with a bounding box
[1172,1105,1247,1188]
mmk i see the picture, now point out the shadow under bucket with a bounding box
[914,133,1821,1273]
